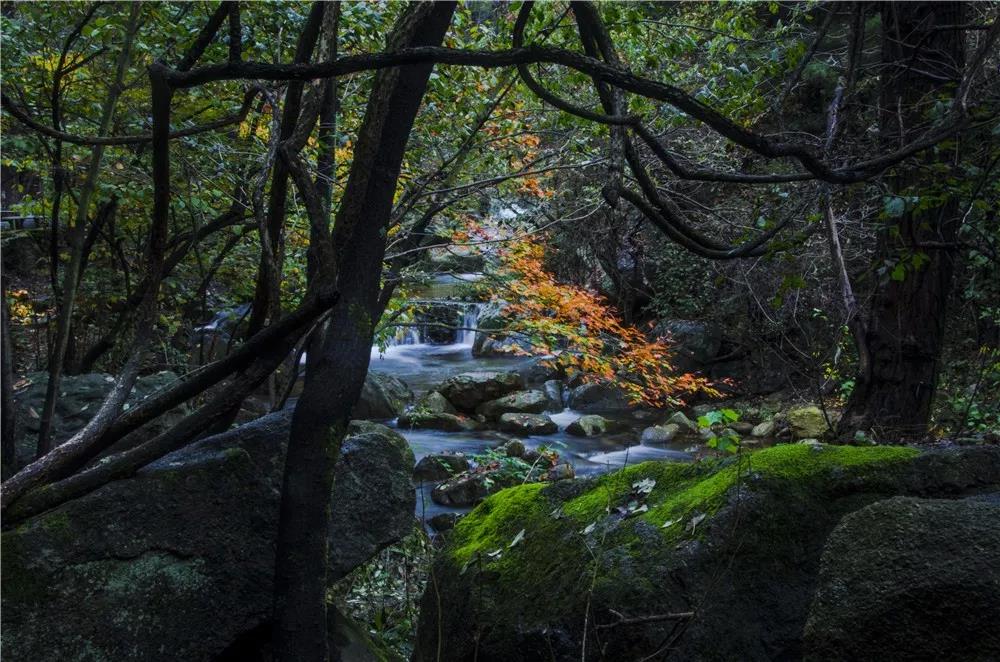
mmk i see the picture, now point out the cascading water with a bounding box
[389,325,423,347]
[456,303,480,347]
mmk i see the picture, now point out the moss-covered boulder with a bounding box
[804,496,1000,661]
[786,405,833,439]
[438,371,525,412]
[414,444,1000,661]
[2,411,416,662]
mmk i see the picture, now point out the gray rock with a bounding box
[805,497,1000,661]
[414,453,470,482]
[564,370,585,389]
[542,379,564,410]
[566,414,614,437]
[431,471,510,507]
[428,512,461,533]
[751,420,777,438]
[476,389,548,420]
[641,423,680,444]
[497,413,557,436]
[415,391,457,415]
[500,439,526,458]
[732,421,755,435]
[352,370,413,419]
[665,411,699,433]
[438,371,524,412]
[567,382,632,412]
[398,410,479,432]
[517,356,561,384]
[12,371,190,466]
[2,411,415,662]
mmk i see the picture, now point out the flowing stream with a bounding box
[369,274,693,523]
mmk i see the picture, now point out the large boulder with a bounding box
[438,371,524,412]
[414,444,1000,661]
[566,382,632,413]
[11,371,190,466]
[2,411,416,662]
[352,370,413,420]
[804,496,1000,661]
[476,390,548,420]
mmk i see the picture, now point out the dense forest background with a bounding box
[1,2,998,661]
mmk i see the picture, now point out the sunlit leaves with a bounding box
[485,235,718,408]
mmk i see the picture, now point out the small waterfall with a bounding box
[389,325,422,347]
[456,303,481,347]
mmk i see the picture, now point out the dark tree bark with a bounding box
[1,278,17,477]
[839,2,966,439]
[271,4,456,660]
[35,4,142,458]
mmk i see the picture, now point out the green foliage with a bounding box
[332,530,431,661]
[697,408,742,454]
[468,445,559,487]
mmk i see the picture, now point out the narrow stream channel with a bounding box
[369,275,694,524]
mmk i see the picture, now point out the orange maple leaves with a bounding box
[491,238,718,408]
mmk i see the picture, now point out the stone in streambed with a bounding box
[641,423,680,444]
[476,390,548,420]
[414,453,471,482]
[498,413,557,436]
[438,371,524,412]
[566,414,616,437]
[398,410,479,432]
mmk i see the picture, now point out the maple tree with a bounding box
[486,236,719,408]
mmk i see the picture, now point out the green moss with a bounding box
[452,444,921,564]
[39,509,72,533]
[644,444,919,529]
[450,482,548,566]
[435,443,925,635]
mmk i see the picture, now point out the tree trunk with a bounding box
[270,4,456,661]
[35,4,141,457]
[839,2,965,440]
[2,278,17,477]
